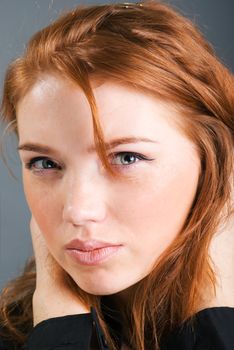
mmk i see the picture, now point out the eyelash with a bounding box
[25,152,154,174]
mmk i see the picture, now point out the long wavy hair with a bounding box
[0,1,233,349]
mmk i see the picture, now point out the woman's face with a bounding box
[17,74,200,295]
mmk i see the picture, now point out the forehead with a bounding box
[16,74,184,142]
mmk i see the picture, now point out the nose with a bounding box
[62,176,107,226]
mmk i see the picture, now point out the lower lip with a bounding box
[66,246,122,266]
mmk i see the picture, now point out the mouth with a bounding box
[65,238,122,250]
[66,245,122,266]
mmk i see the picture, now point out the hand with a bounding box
[209,216,234,307]
[199,215,234,311]
[30,216,90,326]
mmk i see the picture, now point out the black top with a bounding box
[0,307,233,349]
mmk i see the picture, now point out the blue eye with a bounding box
[25,157,61,171]
[25,153,154,174]
[111,152,152,166]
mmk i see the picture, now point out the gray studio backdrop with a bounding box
[0,0,233,291]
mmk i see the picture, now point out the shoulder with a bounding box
[0,308,107,350]
[161,307,234,350]
[193,307,234,340]
[0,312,94,350]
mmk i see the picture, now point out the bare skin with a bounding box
[31,217,131,349]
[17,75,201,296]
[202,215,234,310]
[31,214,233,348]
[19,75,233,347]
[31,217,89,326]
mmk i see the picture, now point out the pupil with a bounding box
[43,159,53,168]
[123,154,134,164]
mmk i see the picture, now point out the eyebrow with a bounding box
[17,137,158,155]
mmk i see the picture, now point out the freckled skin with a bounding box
[17,74,200,296]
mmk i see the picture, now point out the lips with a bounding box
[65,238,122,251]
[67,246,122,266]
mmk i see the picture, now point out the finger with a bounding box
[30,216,65,284]
[30,216,49,264]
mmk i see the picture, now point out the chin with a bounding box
[75,279,128,296]
[70,273,135,296]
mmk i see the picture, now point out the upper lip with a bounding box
[65,239,122,251]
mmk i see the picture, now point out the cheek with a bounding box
[115,160,199,251]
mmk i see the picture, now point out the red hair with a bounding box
[1,1,233,348]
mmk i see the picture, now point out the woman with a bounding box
[0,1,233,349]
